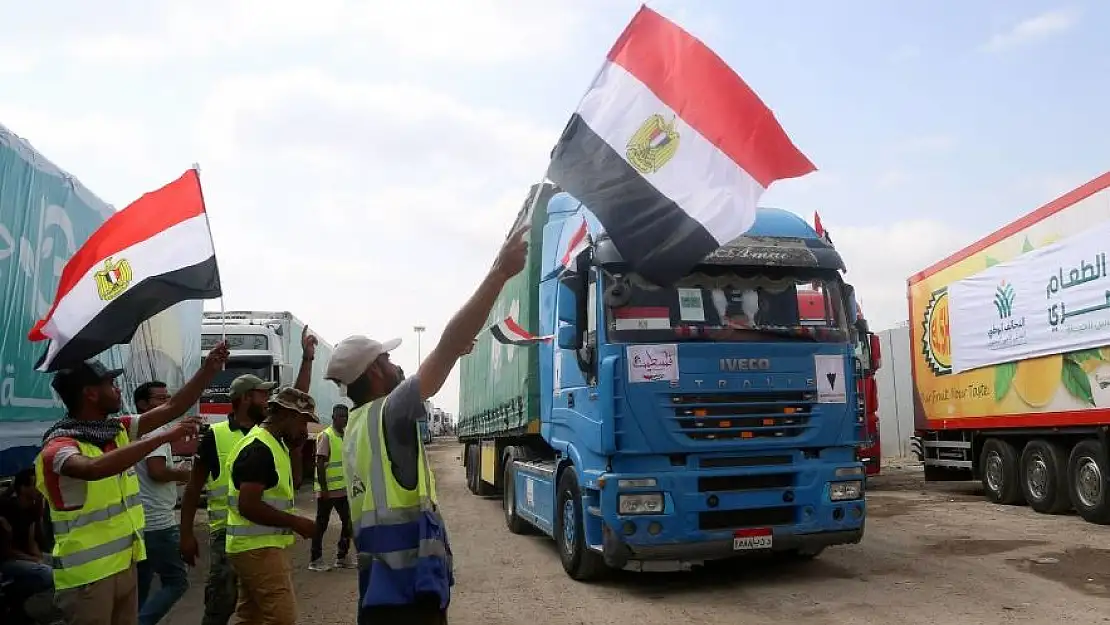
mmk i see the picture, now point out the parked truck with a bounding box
[457,184,873,580]
[1,122,201,477]
[910,171,1110,524]
[191,311,342,457]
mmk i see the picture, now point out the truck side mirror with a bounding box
[557,325,579,350]
[868,333,882,370]
[557,283,579,324]
[855,317,869,335]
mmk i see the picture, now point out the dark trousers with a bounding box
[359,604,447,624]
[311,496,352,562]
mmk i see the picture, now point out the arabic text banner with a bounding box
[949,221,1110,373]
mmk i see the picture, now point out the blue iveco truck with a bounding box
[457,184,872,579]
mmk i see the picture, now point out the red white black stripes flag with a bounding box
[560,216,590,272]
[29,169,222,372]
[489,317,551,346]
[546,5,815,286]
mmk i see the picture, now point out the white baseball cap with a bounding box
[326,335,402,385]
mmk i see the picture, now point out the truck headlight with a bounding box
[618,493,664,515]
[830,481,862,501]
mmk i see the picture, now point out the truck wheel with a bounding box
[555,469,606,581]
[1020,440,1071,514]
[980,439,1023,505]
[503,461,531,535]
[1067,440,1110,524]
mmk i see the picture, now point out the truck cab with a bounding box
[500,192,868,578]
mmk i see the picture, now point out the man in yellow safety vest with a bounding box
[179,326,318,625]
[225,386,319,625]
[326,224,528,624]
[34,343,229,625]
[308,403,353,571]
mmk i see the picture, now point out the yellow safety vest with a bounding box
[224,427,296,554]
[34,430,146,590]
[315,426,346,495]
[347,398,449,568]
[205,420,249,532]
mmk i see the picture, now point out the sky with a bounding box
[2,0,1107,415]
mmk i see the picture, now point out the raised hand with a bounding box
[492,224,530,281]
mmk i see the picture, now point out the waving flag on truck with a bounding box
[489,317,551,346]
[28,168,222,372]
[545,5,815,286]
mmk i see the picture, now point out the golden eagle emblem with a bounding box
[626,114,680,174]
[94,256,133,301]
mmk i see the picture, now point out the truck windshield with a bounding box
[200,356,274,404]
[604,269,849,344]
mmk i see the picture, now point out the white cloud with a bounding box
[183,67,561,413]
[983,8,1079,53]
[895,134,957,153]
[889,44,921,63]
[829,220,977,331]
[60,0,586,67]
[875,169,912,189]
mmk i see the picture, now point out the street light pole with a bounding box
[413,325,426,367]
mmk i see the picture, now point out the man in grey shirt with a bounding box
[325,224,529,624]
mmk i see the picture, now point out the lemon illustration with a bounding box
[1100,346,1110,362]
[1082,358,1103,374]
[1013,354,1063,407]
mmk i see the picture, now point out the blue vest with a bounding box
[347,397,453,609]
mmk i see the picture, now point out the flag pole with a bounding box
[191,162,227,345]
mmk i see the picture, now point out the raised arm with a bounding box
[137,343,230,437]
[294,326,317,393]
[60,419,199,482]
[416,225,529,400]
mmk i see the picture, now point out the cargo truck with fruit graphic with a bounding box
[910,171,1110,524]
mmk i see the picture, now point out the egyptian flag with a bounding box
[29,169,222,372]
[546,5,815,286]
[814,211,833,245]
[490,317,551,346]
[561,217,590,272]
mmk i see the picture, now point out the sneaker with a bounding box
[308,559,331,572]
[334,554,354,569]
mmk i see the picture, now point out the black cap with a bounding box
[52,360,125,399]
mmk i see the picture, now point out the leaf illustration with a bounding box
[985,255,999,268]
[1062,359,1095,406]
[995,361,1017,401]
[1067,348,1103,364]
[1022,236,1034,253]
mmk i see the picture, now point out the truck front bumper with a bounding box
[601,526,863,568]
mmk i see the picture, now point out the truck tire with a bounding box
[555,469,606,581]
[980,438,1023,505]
[1020,440,1071,514]
[503,460,532,535]
[1067,440,1110,524]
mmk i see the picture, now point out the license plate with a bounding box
[733,528,773,551]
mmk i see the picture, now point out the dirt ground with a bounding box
[163,443,1110,625]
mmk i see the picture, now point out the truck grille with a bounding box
[699,506,795,530]
[667,391,815,442]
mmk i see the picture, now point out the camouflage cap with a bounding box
[267,386,320,422]
[229,374,278,400]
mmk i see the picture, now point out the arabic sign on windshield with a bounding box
[949,224,1110,374]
